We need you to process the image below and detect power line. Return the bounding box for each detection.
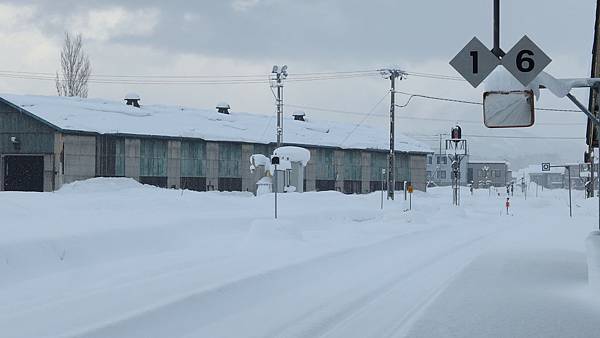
[286,103,584,126]
[339,92,389,146]
[394,90,581,113]
[0,69,381,84]
[0,68,380,78]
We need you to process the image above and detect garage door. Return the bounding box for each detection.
[3,155,44,192]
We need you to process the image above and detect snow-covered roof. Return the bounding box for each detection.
[124,93,140,100]
[216,102,230,109]
[0,93,432,154]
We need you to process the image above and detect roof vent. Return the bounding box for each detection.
[293,111,306,121]
[125,93,141,108]
[216,102,230,114]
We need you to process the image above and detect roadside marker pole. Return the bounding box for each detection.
[568,166,572,218]
[274,165,278,219]
[381,168,385,210]
[271,156,280,219]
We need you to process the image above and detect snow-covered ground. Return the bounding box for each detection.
[0,178,598,338]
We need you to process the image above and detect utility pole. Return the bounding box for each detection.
[271,65,288,148]
[379,68,406,200]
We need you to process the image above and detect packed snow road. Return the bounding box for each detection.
[0,178,598,337]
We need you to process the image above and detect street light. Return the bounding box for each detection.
[271,65,288,148]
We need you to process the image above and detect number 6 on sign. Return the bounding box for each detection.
[502,35,551,86]
[516,50,535,72]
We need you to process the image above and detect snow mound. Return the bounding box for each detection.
[57,177,146,194]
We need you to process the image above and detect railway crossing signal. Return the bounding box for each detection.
[450,35,551,88]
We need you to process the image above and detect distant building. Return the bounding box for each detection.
[0,94,432,193]
[426,153,469,186]
[525,164,564,189]
[468,160,510,188]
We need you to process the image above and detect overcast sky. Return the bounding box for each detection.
[0,0,597,169]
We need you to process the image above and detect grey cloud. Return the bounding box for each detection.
[6,0,595,65]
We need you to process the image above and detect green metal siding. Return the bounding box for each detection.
[314,148,335,180]
[370,152,387,180]
[343,150,362,181]
[218,143,241,178]
[181,140,206,177]
[140,139,167,176]
[253,143,270,156]
[0,104,55,154]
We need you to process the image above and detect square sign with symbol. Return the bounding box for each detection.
[502,35,552,86]
[541,162,551,172]
[450,37,500,88]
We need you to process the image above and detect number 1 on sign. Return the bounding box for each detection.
[470,51,478,74]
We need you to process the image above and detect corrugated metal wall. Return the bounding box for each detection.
[140,139,167,177]
[0,106,54,154]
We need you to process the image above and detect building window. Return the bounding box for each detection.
[139,176,168,188]
[437,170,446,179]
[316,179,335,191]
[493,170,502,178]
[441,157,447,165]
[343,180,362,194]
[428,156,432,164]
[181,177,206,191]
[218,177,242,191]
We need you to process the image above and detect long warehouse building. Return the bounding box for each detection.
[0,94,431,193]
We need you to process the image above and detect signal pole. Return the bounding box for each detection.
[271,65,288,147]
[379,68,406,200]
[586,0,600,197]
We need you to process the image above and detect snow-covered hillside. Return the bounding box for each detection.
[0,178,598,337]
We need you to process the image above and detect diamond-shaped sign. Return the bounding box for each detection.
[450,37,500,88]
[541,162,551,172]
[502,35,551,86]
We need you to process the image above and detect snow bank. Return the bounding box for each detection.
[56,177,146,194]
[586,231,600,291]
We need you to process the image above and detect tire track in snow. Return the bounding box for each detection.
[266,232,495,338]
[63,224,503,338]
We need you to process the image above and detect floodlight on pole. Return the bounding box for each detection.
[270,65,289,148]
